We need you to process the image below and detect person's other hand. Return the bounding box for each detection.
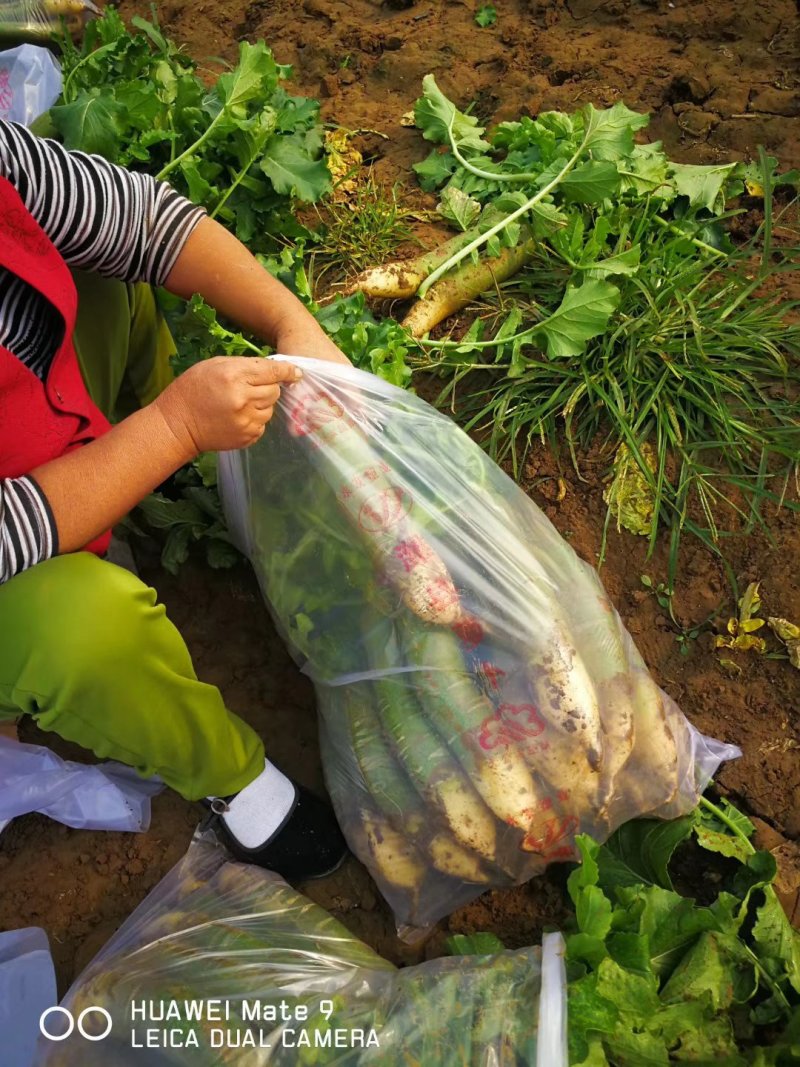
[153,356,302,458]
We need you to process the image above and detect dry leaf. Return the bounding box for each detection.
[768,616,800,670]
[603,440,657,537]
[324,128,364,203]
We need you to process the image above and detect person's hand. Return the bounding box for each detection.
[152,356,302,458]
[275,321,352,367]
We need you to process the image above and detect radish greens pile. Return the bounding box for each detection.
[45,7,329,248]
[390,78,800,573]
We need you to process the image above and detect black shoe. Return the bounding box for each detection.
[207,783,349,881]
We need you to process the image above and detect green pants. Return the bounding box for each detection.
[0,275,265,800]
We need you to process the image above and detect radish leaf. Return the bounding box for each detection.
[50,89,126,159]
[414,74,492,154]
[535,280,620,358]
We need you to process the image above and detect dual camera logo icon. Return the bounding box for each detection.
[39,1006,113,1042]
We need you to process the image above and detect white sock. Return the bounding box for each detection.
[210,759,297,850]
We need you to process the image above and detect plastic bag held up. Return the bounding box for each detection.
[219,358,740,931]
[40,835,567,1065]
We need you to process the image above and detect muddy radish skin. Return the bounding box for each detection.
[615,671,680,812]
[402,624,544,832]
[346,224,536,338]
[402,237,537,338]
[345,687,489,883]
[359,809,428,893]
[344,227,491,300]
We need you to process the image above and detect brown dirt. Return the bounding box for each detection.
[1,0,799,995]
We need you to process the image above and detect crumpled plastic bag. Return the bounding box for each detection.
[39,834,566,1066]
[219,357,741,931]
[0,736,162,833]
[0,44,60,123]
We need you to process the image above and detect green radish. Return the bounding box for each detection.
[284,382,463,627]
[345,687,489,883]
[401,621,542,832]
[373,673,498,862]
[345,208,536,340]
[361,614,498,862]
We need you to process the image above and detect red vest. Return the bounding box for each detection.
[0,175,112,556]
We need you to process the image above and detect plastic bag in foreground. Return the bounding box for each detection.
[39,835,564,1066]
[219,358,740,930]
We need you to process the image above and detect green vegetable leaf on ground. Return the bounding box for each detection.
[536,280,620,358]
[414,73,492,154]
[260,132,331,202]
[566,800,800,1066]
[475,4,497,27]
[438,185,482,230]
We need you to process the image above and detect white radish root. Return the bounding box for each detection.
[402,238,536,338]
[344,227,486,300]
[344,262,427,300]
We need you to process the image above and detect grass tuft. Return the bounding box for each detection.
[311,172,417,282]
[414,191,800,581]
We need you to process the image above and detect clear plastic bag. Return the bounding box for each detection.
[0,736,163,833]
[0,927,57,1067]
[39,834,565,1065]
[0,43,61,123]
[219,358,740,930]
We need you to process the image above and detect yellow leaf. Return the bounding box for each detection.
[768,616,800,671]
[745,178,764,197]
[737,581,761,622]
[740,618,765,633]
[726,617,738,635]
[556,478,567,502]
[602,441,657,537]
[715,635,732,649]
[400,111,416,127]
[718,658,742,676]
[324,128,364,203]
[731,634,766,654]
[768,616,800,643]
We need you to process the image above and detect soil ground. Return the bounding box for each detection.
[1,0,799,995]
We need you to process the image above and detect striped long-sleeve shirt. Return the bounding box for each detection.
[0,119,206,584]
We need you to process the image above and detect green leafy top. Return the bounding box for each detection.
[567,800,800,1066]
[474,5,497,28]
[414,74,492,156]
[45,7,329,250]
